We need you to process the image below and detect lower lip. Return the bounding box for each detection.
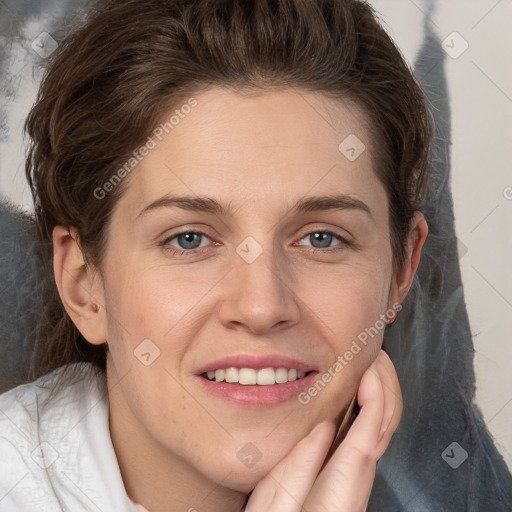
[196,372,319,407]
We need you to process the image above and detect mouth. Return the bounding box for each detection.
[195,354,319,407]
[202,367,311,385]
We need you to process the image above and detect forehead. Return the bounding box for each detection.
[117,87,386,219]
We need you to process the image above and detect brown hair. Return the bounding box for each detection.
[25,0,432,379]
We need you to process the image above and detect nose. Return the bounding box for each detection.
[217,244,301,335]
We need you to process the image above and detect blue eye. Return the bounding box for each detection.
[162,231,211,254]
[297,231,347,250]
[294,229,351,254]
[160,229,348,257]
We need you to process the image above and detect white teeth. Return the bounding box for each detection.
[275,368,288,383]
[257,368,275,385]
[239,368,257,385]
[204,367,308,385]
[287,368,297,381]
[225,367,239,383]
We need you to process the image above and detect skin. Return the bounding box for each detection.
[53,87,427,512]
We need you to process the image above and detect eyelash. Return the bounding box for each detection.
[159,229,350,257]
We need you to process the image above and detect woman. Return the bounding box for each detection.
[0,0,431,510]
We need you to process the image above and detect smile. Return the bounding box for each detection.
[204,367,308,385]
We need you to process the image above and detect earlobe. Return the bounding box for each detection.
[388,211,428,317]
[53,225,107,345]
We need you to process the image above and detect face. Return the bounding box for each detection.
[62,87,416,496]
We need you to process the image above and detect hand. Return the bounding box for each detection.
[245,350,402,512]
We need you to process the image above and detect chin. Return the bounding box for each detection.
[218,464,274,493]
[198,438,296,493]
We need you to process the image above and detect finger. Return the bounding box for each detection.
[303,364,385,511]
[322,394,358,468]
[370,351,403,457]
[245,421,336,512]
[350,350,402,453]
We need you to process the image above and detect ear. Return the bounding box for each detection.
[387,211,428,321]
[53,225,107,345]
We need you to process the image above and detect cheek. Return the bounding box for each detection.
[303,258,391,341]
[101,257,212,350]
[296,259,392,401]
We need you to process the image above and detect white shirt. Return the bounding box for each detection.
[0,362,149,512]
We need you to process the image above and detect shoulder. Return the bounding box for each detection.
[0,362,105,433]
[0,362,139,511]
[0,362,108,510]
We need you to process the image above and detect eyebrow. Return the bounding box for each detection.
[137,194,372,219]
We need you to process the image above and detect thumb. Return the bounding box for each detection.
[245,421,335,512]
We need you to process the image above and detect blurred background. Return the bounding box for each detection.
[0,0,511,472]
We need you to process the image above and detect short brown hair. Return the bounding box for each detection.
[25,0,432,378]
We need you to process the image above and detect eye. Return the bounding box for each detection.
[159,229,349,257]
[161,231,212,254]
[296,230,348,250]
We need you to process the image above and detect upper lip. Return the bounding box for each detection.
[196,354,317,375]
